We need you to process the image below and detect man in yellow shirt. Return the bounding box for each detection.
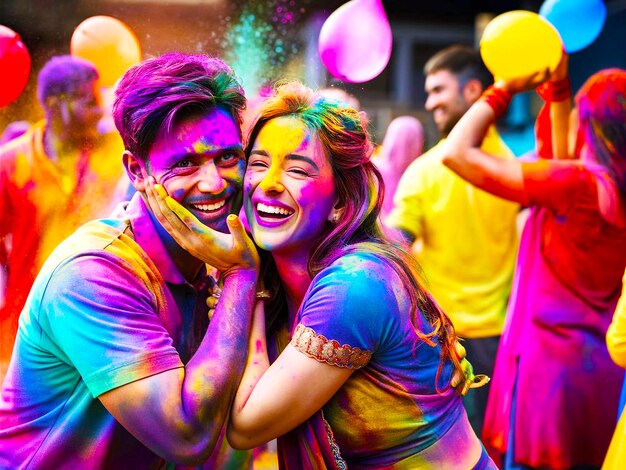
[0,56,126,384]
[386,45,520,437]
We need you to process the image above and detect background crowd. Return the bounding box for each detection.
[1,1,626,469]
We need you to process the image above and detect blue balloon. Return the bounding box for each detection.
[539,0,606,53]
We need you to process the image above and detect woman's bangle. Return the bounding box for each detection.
[256,290,271,300]
[537,77,571,102]
[480,85,512,120]
[209,288,270,300]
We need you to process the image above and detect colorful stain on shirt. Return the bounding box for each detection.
[0,193,250,469]
[279,251,483,467]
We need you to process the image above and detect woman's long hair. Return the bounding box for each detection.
[245,81,463,388]
[576,68,626,200]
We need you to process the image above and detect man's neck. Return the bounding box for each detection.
[149,210,204,283]
[44,122,95,163]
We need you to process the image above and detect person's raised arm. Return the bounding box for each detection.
[441,94,527,203]
[442,71,549,204]
[549,54,573,160]
[536,53,573,160]
[98,182,260,464]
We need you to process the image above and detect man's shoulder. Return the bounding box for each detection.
[67,218,129,247]
[42,218,140,274]
[413,140,446,163]
[0,123,47,178]
[0,127,34,163]
[30,217,166,315]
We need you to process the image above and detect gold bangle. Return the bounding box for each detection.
[256,290,271,300]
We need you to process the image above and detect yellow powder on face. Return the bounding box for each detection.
[192,140,212,155]
[257,117,306,157]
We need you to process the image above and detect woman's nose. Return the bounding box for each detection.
[258,167,285,193]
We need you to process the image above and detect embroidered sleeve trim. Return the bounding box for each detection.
[291,323,372,369]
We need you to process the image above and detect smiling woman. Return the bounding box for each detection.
[244,115,336,256]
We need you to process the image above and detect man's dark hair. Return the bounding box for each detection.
[113,52,246,160]
[424,45,493,90]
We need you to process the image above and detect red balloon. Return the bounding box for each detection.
[0,25,31,107]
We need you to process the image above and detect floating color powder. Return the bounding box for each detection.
[222,0,309,96]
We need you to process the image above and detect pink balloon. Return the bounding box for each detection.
[318,0,392,83]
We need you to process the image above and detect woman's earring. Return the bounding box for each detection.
[332,211,340,223]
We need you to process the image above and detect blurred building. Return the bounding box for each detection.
[2,0,625,153]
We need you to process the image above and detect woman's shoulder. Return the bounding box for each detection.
[300,250,409,351]
[309,250,407,310]
[324,250,399,282]
[523,159,598,212]
[546,160,626,226]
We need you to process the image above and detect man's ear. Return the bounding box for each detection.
[463,79,484,104]
[123,151,148,191]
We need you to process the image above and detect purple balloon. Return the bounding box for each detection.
[318,0,392,83]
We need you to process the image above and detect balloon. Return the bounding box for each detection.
[480,11,562,81]
[71,16,141,87]
[318,0,392,83]
[540,0,606,53]
[0,25,31,107]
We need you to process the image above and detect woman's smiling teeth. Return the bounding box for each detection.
[257,202,294,218]
[191,200,226,212]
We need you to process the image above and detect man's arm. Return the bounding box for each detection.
[45,214,258,465]
[99,267,257,464]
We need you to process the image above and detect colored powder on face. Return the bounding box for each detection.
[192,140,215,155]
[257,118,306,157]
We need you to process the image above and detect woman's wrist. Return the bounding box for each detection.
[537,76,571,102]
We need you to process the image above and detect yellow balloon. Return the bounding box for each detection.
[71,16,141,88]
[480,10,563,81]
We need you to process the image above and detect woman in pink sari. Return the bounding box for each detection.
[442,65,626,468]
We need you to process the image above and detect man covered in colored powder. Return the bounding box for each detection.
[0,56,127,383]
[0,53,259,468]
[386,45,520,437]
